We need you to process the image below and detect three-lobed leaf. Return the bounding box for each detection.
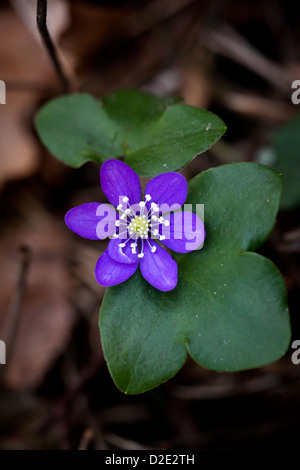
[100,163,291,394]
[35,90,226,177]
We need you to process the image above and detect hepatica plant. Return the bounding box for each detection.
[36,89,291,394]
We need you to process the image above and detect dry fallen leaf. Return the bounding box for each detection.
[0,197,76,390]
[0,2,71,188]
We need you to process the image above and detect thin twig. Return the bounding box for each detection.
[78,428,95,451]
[0,246,31,379]
[104,433,153,451]
[37,355,103,432]
[171,365,300,400]
[36,0,70,93]
[204,24,291,96]
[220,91,296,121]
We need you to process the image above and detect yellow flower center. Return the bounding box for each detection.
[128,215,149,239]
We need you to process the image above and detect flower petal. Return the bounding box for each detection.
[108,237,139,265]
[145,172,187,210]
[95,250,138,287]
[140,240,178,291]
[100,160,141,207]
[65,203,116,240]
[160,211,205,253]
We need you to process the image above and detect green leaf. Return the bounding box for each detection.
[271,113,300,209]
[256,113,300,209]
[99,163,291,394]
[35,90,226,177]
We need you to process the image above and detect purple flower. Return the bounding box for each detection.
[65,160,205,292]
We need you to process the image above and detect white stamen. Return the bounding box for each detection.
[151,246,157,253]
[153,229,159,236]
[160,235,166,240]
[151,202,159,212]
[164,220,170,226]
[115,200,156,256]
[159,216,164,223]
[113,233,119,238]
[115,220,120,227]
[117,204,123,211]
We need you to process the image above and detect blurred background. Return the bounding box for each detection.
[0,0,300,450]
